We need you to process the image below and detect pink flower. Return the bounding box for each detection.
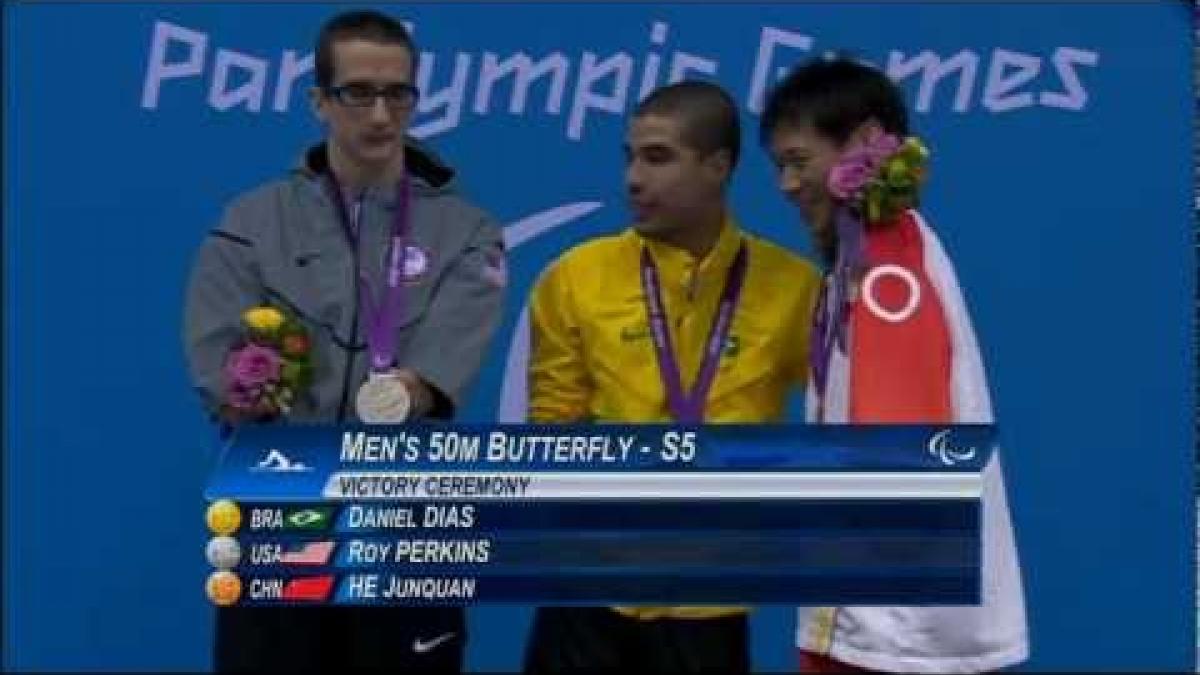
[827,130,903,201]
[861,130,901,165]
[225,343,281,389]
[226,383,262,410]
[828,154,873,200]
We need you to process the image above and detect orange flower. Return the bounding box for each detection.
[282,334,310,357]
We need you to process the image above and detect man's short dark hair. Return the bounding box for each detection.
[635,81,742,172]
[759,57,909,147]
[315,10,418,89]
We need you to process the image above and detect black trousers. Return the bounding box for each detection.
[214,606,465,672]
[523,607,749,674]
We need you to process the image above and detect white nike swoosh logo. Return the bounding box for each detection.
[412,631,457,653]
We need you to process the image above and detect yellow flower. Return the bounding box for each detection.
[243,306,285,332]
[902,136,930,161]
[885,156,911,184]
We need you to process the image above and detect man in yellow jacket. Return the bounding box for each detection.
[522,81,822,672]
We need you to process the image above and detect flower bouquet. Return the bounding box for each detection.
[828,130,929,225]
[223,305,313,417]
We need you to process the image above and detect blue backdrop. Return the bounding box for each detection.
[3,2,1194,671]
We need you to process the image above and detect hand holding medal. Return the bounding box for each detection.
[355,367,434,424]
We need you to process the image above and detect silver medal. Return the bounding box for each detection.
[355,372,412,424]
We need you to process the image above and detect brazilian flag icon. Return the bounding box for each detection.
[283,506,335,531]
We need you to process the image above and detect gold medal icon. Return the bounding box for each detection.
[206,570,242,606]
[206,500,242,536]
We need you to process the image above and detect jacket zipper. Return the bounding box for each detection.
[336,195,364,422]
[336,288,359,423]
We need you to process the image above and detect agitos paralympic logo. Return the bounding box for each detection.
[926,429,978,467]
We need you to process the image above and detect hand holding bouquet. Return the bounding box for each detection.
[222,305,313,421]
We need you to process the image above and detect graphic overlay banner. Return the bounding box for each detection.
[204,425,989,606]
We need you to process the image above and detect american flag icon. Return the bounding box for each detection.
[280,540,335,566]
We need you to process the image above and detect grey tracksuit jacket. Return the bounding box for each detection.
[183,139,506,423]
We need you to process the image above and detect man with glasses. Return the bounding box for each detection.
[183,9,505,673]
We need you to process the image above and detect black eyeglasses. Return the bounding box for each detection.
[325,82,420,109]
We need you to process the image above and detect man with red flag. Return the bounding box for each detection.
[760,57,1029,674]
